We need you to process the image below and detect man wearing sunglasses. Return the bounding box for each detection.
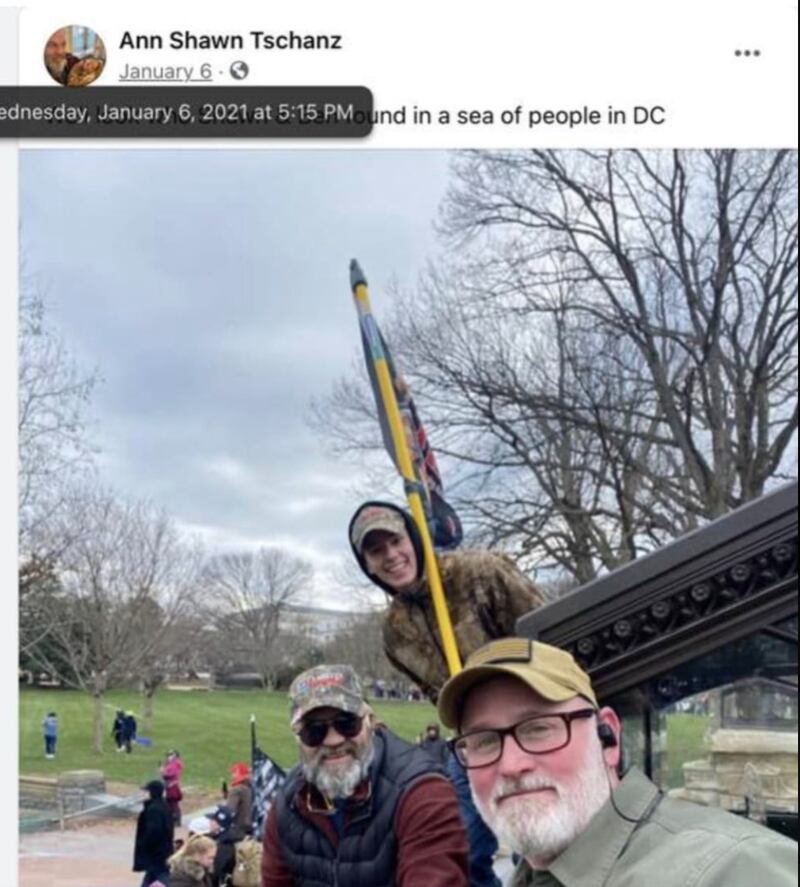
[438,638,797,887]
[261,663,469,887]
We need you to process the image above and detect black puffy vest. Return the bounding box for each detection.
[275,728,445,887]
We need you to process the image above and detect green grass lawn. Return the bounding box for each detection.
[19,687,444,790]
[21,688,714,794]
[664,712,713,788]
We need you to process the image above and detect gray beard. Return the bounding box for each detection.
[471,745,611,867]
[303,743,375,800]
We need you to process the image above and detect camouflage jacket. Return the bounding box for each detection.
[383,550,543,702]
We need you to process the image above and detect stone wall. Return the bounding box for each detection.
[670,728,798,815]
[19,770,106,817]
[19,776,58,811]
[57,770,106,816]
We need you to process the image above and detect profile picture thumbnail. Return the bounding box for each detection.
[43,25,106,87]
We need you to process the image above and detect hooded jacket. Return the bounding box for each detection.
[349,501,544,701]
[169,854,215,887]
[133,784,174,872]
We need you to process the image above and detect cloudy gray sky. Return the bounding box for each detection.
[20,149,452,608]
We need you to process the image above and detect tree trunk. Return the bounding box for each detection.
[142,687,154,733]
[92,691,104,754]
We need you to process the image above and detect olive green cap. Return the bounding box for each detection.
[437,637,597,728]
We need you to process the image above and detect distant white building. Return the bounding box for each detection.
[280,604,361,644]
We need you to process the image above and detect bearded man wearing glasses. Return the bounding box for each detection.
[261,664,469,887]
[438,638,797,887]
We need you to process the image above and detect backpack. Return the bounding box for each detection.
[231,837,262,887]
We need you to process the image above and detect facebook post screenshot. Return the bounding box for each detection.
[3,2,798,885]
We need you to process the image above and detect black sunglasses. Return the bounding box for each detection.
[298,712,364,747]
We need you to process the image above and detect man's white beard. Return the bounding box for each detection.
[471,737,611,867]
[303,741,375,800]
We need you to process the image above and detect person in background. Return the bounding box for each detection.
[438,637,799,887]
[133,780,174,887]
[42,711,58,759]
[204,804,245,887]
[225,761,254,834]
[112,709,127,752]
[186,816,212,837]
[420,723,450,767]
[122,710,138,753]
[349,500,545,887]
[261,663,468,887]
[161,749,185,826]
[167,834,217,887]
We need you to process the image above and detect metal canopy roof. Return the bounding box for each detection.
[517,482,798,702]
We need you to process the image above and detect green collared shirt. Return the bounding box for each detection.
[510,767,797,887]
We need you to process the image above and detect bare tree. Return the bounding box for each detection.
[134,599,206,731]
[19,554,62,660]
[322,610,401,686]
[441,149,797,515]
[18,286,98,557]
[163,612,219,681]
[24,487,198,752]
[200,547,313,688]
[313,150,797,583]
[314,276,684,582]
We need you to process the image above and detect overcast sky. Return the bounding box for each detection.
[20,149,453,609]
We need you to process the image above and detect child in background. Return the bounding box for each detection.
[42,712,58,759]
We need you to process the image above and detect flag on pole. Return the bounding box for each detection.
[251,745,285,839]
[250,716,286,840]
[351,258,462,677]
[358,297,462,550]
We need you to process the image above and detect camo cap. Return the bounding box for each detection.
[350,503,407,554]
[437,637,597,729]
[289,664,368,726]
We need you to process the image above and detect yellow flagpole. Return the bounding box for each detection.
[350,260,462,677]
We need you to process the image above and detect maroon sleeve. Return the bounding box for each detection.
[261,804,296,887]
[395,776,469,887]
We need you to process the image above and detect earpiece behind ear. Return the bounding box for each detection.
[597,722,618,749]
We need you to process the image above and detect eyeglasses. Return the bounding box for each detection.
[297,713,364,748]
[450,709,596,768]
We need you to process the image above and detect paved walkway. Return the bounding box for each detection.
[19,811,516,886]
[19,803,213,887]
[19,819,138,887]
